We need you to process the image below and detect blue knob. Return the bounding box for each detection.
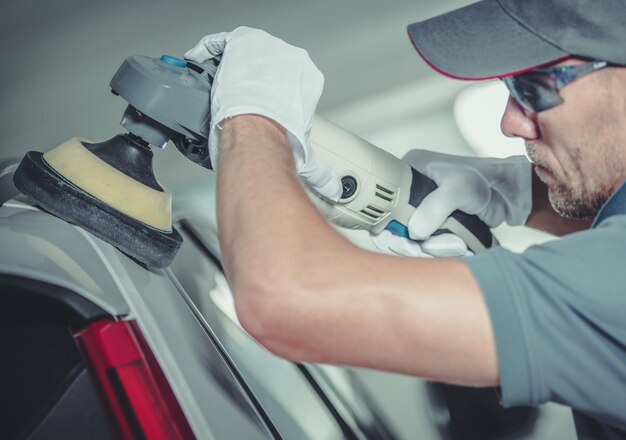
[160,55,187,67]
[386,220,410,239]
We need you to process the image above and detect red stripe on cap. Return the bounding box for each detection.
[406,28,571,80]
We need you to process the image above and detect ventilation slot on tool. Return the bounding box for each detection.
[375,184,395,202]
[360,205,386,220]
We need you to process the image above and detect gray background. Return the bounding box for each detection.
[0,0,468,160]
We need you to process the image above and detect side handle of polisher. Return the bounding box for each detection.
[398,167,497,253]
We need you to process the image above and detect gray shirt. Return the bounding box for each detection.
[465,180,626,439]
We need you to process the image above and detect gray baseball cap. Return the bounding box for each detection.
[407,0,626,79]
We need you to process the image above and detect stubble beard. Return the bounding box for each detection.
[526,142,612,220]
[547,179,608,220]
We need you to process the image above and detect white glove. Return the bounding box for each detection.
[403,150,532,240]
[371,230,473,258]
[185,26,343,201]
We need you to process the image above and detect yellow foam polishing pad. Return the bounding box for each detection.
[42,138,172,232]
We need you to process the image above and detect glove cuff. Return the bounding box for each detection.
[502,156,533,226]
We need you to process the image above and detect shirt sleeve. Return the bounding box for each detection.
[464,216,626,429]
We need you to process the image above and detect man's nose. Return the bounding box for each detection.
[500,96,539,140]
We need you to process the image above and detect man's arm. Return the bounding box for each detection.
[217,115,498,387]
[526,172,592,235]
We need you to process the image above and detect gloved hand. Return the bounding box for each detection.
[368,150,531,258]
[403,149,532,240]
[371,229,473,258]
[185,26,343,201]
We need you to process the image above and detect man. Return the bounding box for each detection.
[184,0,626,437]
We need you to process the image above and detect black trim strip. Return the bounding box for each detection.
[170,224,282,440]
[296,364,359,440]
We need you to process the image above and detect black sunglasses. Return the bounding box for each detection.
[502,60,609,113]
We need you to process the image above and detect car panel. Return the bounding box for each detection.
[0,195,130,317]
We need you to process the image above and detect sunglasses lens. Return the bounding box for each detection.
[504,73,563,112]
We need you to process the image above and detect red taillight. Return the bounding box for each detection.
[76,319,195,440]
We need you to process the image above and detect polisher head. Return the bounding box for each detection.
[12,54,218,268]
[13,135,182,269]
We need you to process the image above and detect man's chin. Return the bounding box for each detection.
[548,187,605,220]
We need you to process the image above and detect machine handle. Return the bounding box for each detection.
[404,167,495,253]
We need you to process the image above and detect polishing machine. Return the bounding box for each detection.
[13,54,495,268]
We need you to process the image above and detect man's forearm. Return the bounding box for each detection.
[215,115,498,386]
[215,115,356,316]
[526,171,592,235]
